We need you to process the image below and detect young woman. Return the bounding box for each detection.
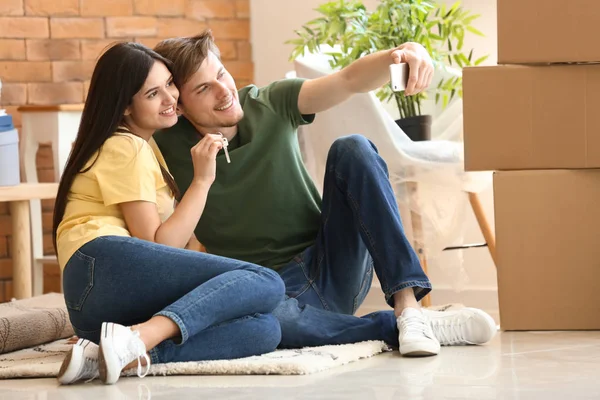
[53,42,285,385]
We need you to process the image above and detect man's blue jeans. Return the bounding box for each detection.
[63,236,285,364]
[275,135,432,348]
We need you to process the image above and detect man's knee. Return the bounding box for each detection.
[329,135,379,166]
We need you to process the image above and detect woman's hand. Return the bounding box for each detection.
[191,133,224,185]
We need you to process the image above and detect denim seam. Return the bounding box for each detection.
[384,280,432,304]
[298,250,331,311]
[154,310,189,344]
[65,251,96,312]
[149,347,161,364]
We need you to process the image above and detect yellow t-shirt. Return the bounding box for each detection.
[56,132,175,269]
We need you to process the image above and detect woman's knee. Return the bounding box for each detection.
[247,264,286,309]
[250,313,282,353]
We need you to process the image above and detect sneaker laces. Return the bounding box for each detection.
[430,319,467,345]
[400,313,432,337]
[123,331,151,378]
[128,331,150,378]
[80,355,99,383]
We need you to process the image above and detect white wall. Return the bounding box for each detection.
[250,0,500,320]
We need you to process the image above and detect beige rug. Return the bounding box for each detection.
[0,338,389,378]
[0,293,74,355]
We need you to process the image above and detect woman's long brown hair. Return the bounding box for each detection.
[52,42,180,252]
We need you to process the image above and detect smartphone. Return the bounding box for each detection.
[389,63,409,92]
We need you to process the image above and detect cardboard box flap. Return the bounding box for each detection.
[463,65,600,171]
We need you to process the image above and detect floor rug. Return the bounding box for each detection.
[0,338,390,379]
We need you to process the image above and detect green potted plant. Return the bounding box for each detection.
[287,0,488,141]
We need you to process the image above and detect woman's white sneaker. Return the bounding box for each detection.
[424,307,497,346]
[397,308,440,356]
[57,338,99,385]
[98,322,151,385]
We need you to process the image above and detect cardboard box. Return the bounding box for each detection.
[498,0,600,64]
[463,64,600,171]
[494,170,600,330]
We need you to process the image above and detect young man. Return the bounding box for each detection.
[152,30,496,356]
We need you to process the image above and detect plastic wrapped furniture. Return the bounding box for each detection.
[292,50,494,305]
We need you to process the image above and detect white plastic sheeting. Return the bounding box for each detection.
[292,49,492,290]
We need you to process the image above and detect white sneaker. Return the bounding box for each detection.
[424,307,497,346]
[98,322,151,385]
[57,338,99,385]
[397,308,440,356]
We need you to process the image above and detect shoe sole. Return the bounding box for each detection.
[400,341,440,357]
[57,343,83,384]
[99,322,120,385]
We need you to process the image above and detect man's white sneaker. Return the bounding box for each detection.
[57,338,99,385]
[397,308,440,356]
[424,307,497,346]
[98,322,151,385]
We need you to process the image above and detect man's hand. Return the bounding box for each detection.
[391,43,434,96]
[297,42,435,115]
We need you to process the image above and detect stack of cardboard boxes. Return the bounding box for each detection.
[463,0,600,330]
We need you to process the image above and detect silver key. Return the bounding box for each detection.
[222,137,231,164]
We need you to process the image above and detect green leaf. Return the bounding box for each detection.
[474,55,489,65]
[466,26,485,36]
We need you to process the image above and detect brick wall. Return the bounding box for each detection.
[0,0,253,302]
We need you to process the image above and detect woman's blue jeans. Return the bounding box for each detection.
[62,235,285,364]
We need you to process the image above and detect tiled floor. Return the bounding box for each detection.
[1,331,599,399]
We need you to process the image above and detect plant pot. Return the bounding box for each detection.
[396,115,432,142]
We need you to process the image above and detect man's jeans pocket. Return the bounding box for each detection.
[63,250,95,312]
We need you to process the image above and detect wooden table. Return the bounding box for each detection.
[0,183,59,299]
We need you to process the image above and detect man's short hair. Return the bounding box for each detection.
[154,30,221,89]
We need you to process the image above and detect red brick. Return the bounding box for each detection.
[51,18,104,39]
[5,280,13,300]
[1,83,27,105]
[223,60,253,80]
[214,40,236,60]
[42,198,55,212]
[0,259,11,279]
[106,17,157,38]
[83,80,91,100]
[0,61,51,82]
[52,60,95,81]
[235,79,252,88]
[43,233,55,254]
[44,261,60,278]
[43,266,60,294]
[134,0,185,16]
[235,0,249,18]
[81,0,132,17]
[0,0,24,16]
[0,238,7,258]
[0,216,11,237]
[36,144,54,169]
[236,40,251,61]
[0,39,26,60]
[208,19,249,40]
[0,17,49,38]
[25,0,78,16]
[187,0,234,20]
[5,106,22,127]
[28,82,83,105]
[37,168,56,183]
[42,211,53,233]
[157,18,207,37]
[26,39,80,61]
[81,39,123,60]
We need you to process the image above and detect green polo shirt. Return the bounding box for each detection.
[154,78,322,269]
